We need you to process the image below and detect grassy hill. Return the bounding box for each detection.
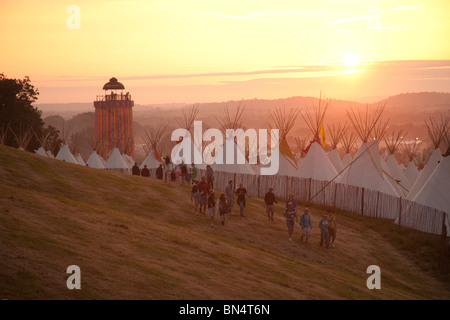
[0,145,449,299]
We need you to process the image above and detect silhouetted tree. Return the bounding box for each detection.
[0,73,44,151]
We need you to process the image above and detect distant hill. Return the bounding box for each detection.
[0,145,449,299]
[37,92,450,161]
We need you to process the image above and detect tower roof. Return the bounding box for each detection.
[103,77,125,90]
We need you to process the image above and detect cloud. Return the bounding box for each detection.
[196,10,323,20]
[388,6,424,12]
[328,15,371,25]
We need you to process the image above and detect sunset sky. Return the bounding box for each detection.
[1,0,449,105]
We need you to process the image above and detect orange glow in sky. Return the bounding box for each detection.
[1,0,449,104]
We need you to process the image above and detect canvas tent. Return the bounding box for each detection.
[407,148,443,200]
[86,150,105,169]
[337,141,400,196]
[35,146,50,158]
[140,148,164,169]
[105,147,130,173]
[403,161,419,190]
[411,155,450,214]
[328,148,344,173]
[297,141,338,181]
[211,136,255,175]
[55,144,79,164]
[275,139,300,177]
[75,154,86,166]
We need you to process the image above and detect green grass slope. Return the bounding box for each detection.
[0,145,449,299]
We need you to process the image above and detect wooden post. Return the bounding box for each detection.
[257,175,260,198]
[440,212,447,271]
[308,178,312,202]
[376,191,380,219]
[334,182,337,209]
[361,187,365,216]
[398,197,402,227]
[286,176,289,200]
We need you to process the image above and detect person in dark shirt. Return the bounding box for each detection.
[132,162,140,176]
[141,165,150,178]
[284,202,298,241]
[155,164,164,180]
[235,183,251,217]
[207,190,216,227]
[264,187,277,221]
[197,176,210,215]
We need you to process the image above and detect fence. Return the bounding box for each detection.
[194,170,449,237]
[130,167,448,237]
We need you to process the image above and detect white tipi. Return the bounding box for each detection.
[411,155,450,235]
[86,150,105,169]
[105,147,130,173]
[55,144,79,164]
[407,148,443,200]
[75,154,86,166]
[403,161,419,190]
[297,141,338,181]
[211,136,256,175]
[140,148,163,169]
[337,141,399,196]
[35,146,50,158]
[328,148,344,173]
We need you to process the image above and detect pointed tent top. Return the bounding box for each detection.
[55,144,79,164]
[86,151,105,169]
[103,77,125,90]
[297,141,338,181]
[105,147,129,169]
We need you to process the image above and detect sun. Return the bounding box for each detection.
[342,54,360,67]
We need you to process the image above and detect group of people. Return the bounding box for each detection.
[132,163,150,177]
[161,157,198,186]
[133,159,338,247]
[270,192,338,247]
[132,156,202,185]
[190,178,252,227]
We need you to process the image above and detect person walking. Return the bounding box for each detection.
[328,210,337,247]
[207,190,216,227]
[191,164,198,183]
[164,156,172,182]
[185,163,192,185]
[218,194,229,226]
[175,162,182,183]
[197,176,210,215]
[141,164,150,178]
[235,183,251,217]
[206,165,214,189]
[224,180,235,215]
[285,193,297,211]
[300,208,312,243]
[180,161,188,186]
[319,213,330,249]
[155,164,163,179]
[284,202,298,241]
[190,180,201,214]
[264,187,277,221]
[170,168,176,182]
